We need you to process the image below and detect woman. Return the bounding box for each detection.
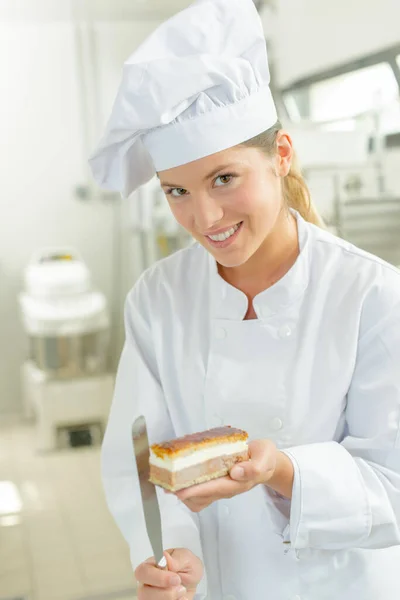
[89,1,400,599]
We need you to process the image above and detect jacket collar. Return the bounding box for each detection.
[209,210,312,321]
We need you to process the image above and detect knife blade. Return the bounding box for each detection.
[132,415,167,569]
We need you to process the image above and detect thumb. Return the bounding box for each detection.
[230,440,276,483]
[164,550,181,573]
[229,461,254,482]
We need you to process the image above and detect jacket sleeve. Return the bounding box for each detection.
[101,276,206,596]
[282,301,400,551]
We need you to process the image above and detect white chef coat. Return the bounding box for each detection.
[101,211,400,600]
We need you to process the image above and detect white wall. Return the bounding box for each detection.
[1,22,95,416]
[267,0,400,86]
[0,15,158,417]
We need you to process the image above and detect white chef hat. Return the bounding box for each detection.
[89,0,277,198]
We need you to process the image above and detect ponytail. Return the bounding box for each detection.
[282,149,324,227]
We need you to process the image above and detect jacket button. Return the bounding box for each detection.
[278,324,292,338]
[215,327,227,339]
[271,417,283,431]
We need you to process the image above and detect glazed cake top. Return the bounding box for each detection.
[151,426,248,459]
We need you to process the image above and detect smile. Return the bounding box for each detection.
[205,222,243,249]
[207,223,241,242]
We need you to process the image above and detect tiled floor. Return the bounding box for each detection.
[0,422,137,600]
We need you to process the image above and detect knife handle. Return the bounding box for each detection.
[157,555,168,570]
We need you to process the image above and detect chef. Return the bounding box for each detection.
[89,0,400,599]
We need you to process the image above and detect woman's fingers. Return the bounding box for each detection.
[135,559,181,588]
[137,583,187,600]
[230,440,277,484]
[176,476,247,502]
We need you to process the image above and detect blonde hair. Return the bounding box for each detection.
[241,122,324,227]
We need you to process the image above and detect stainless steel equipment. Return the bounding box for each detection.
[28,329,109,379]
[19,248,111,380]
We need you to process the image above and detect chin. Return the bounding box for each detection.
[212,249,252,269]
[195,233,257,268]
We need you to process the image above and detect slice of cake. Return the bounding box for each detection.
[149,426,249,491]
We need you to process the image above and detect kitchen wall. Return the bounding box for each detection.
[0,4,160,417]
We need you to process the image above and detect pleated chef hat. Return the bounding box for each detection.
[89,0,277,198]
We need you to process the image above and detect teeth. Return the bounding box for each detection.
[209,223,240,242]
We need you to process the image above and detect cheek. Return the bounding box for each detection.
[231,178,280,216]
[168,203,193,230]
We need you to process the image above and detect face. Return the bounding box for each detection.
[158,133,293,268]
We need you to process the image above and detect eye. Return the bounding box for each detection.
[215,174,234,187]
[166,187,188,198]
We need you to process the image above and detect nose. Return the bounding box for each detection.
[193,192,224,232]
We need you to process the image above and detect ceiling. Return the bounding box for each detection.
[0,0,192,23]
[0,0,271,23]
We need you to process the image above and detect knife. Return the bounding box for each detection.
[132,415,167,570]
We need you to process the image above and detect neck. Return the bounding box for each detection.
[218,209,299,299]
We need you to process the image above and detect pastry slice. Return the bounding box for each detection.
[149,426,249,491]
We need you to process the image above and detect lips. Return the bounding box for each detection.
[207,223,241,242]
[205,221,243,249]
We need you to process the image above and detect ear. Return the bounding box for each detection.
[275,131,293,177]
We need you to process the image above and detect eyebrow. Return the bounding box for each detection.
[159,163,238,188]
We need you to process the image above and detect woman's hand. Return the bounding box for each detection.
[172,440,294,513]
[135,548,203,600]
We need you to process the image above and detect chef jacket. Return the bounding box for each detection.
[101,211,400,600]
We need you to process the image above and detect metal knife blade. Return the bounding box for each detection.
[132,415,167,569]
